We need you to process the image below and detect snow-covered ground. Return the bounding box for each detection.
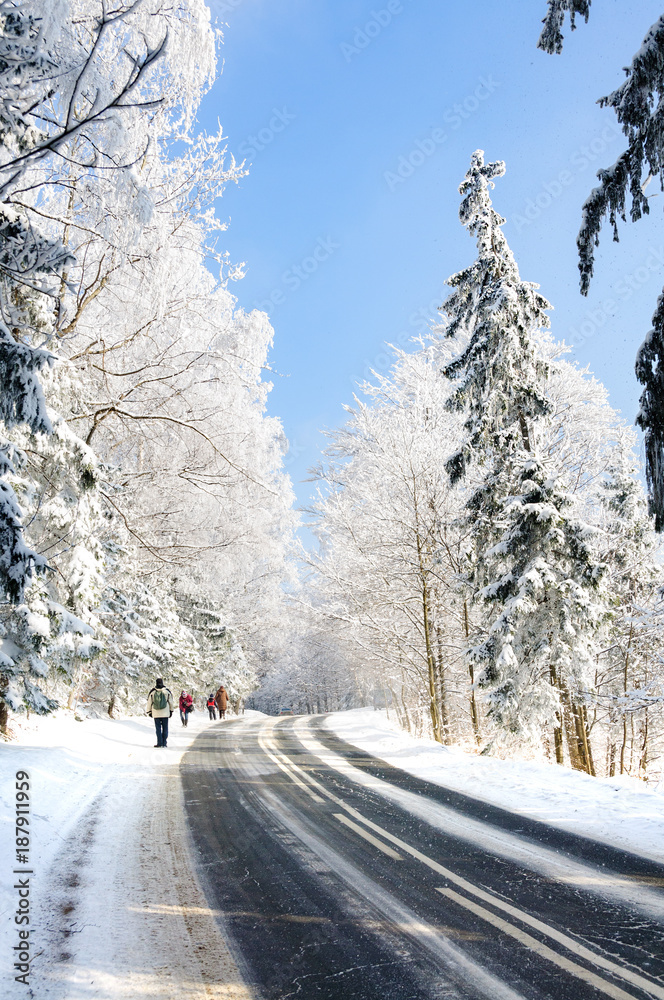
[324,708,664,865]
[0,709,255,999]
[3,706,664,1000]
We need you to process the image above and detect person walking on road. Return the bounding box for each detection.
[206,693,217,720]
[179,690,194,726]
[147,678,174,748]
[215,685,229,719]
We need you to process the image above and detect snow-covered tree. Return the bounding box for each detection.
[441,151,608,770]
[538,5,664,530]
[595,437,664,778]
[537,0,591,55]
[305,195,660,771]
[0,1,298,733]
[0,0,222,604]
[443,152,552,484]
[0,356,108,727]
[307,343,478,744]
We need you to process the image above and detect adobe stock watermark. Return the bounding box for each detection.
[340,1,405,62]
[13,769,32,987]
[567,246,664,347]
[237,107,296,161]
[361,289,449,379]
[384,76,500,192]
[513,122,622,232]
[209,0,246,16]
[255,236,340,313]
[284,438,307,468]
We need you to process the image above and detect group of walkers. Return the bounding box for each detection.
[146,679,230,748]
[207,685,229,720]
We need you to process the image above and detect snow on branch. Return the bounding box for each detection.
[537,0,591,55]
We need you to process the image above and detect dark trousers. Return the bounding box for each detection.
[208,706,216,720]
[154,716,169,746]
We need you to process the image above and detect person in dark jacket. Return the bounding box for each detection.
[206,694,217,720]
[179,690,194,726]
[215,685,229,719]
[146,678,174,747]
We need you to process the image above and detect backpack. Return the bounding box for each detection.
[153,688,168,711]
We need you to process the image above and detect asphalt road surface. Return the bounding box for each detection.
[181,715,664,1000]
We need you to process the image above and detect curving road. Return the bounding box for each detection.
[181,715,664,1000]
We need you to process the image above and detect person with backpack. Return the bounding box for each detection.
[206,694,217,720]
[215,685,229,719]
[179,690,194,726]
[146,678,174,748]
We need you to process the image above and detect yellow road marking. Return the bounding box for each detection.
[438,888,638,1000]
[257,732,325,803]
[333,812,403,859]
[258,721,664,1000]
[290,724,664,996]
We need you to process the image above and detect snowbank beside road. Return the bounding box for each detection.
[1,710,256,999]
[324,708,664,864]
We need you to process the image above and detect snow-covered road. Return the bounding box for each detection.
[0,711,253,999]
[3,708,664,999]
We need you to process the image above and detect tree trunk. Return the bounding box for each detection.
[425,646,441,742]
[549,662,565,765]
[412,483,442,743]
[561,692,595,775]
[619,715,629,775]
[464,599,482,745]
[552,671,594,774]
[619,621,634,774]
[0,692,8,737]
[436,625,449,743]
[575,702,596,776]
[608,736,616,777]
[518,407,532,453]
[400,682,412,733]
[639,660,650,779]
[639,710,649,779]
[561,692,584,770]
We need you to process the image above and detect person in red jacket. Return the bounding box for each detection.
[179,690,194,726]
[206,693,217,720]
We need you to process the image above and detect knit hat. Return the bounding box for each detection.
[155,678,164,688]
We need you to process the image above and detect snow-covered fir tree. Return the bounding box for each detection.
[305,309,663,773]
[441,151,608,770]
[0,396,106,724]
[538,5,664,530]
[443,151,552,487]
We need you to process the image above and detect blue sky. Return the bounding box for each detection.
[200,0,664,518]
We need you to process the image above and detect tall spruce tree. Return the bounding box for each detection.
[442,151,607,768]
